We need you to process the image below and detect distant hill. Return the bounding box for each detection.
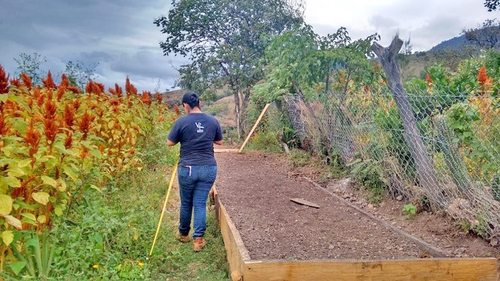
[429,35,469,52]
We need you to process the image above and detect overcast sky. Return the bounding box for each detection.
[0,0,495,93]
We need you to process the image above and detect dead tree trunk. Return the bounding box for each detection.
[282,95,312,151]
[372,36,446,208]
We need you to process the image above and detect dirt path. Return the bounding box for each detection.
[215,151,500,263]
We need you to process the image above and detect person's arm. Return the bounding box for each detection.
[214,119,223,146]
[167,119,181,146]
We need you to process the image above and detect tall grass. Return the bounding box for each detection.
[42,165,229,280]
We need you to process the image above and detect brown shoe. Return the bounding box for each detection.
[193,237,206,252]
[177,233,190,243]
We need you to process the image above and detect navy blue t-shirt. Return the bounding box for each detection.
[168,113,223,166]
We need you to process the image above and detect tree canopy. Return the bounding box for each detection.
[463,19,500,49]
[155,0,305,137]
[485,0,500,11]
[154,0,304,91]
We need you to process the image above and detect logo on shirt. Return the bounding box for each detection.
[195,122,204,133]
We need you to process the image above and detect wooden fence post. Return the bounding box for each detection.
[371,36,446,207]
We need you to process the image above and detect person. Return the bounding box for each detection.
[167,91,223,251]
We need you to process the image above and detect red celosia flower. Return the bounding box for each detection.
[57,74,69,101]
[80,145,89,160]
[24,121,41,157]
[478,65,487,85]
[85,80,95,95]
[125,77,137,96]
[46,89,53,101]
[42,71,57,90]
[0,66,9,94]
[109,83,123,97]
[109,99,120,106]
[98,145,105,153]
[56,86,66,101]
[43,118,58,144]
[141,91,152,105]
[73,99,81,110]
[95,83,105,94]
[21,73,32,91]
[0,113,9,135]
[9,78,21,88]
[64,132,72,149]
[44,99,57,120]
[67,86,80,94]
[59,74,69,88]
[174,103,181,116]
[33,87,41,100]
[79,111,94,140]
[425,73,432,84]
[64,104,74,128]
[155,92,163,104]
[36,93,45,107]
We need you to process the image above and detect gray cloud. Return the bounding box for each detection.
[0,0,178,92]
[369,15,399,30]
[306,0,494,51]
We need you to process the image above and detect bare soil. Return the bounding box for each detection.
[214,151,500,264]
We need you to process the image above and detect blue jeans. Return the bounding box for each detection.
[177,165,217,238]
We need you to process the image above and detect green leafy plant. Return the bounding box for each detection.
[402,204,417,219]
[347,154,387,205]
[2,231,55,280]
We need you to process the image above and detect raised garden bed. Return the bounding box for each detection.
[214,151,497,281]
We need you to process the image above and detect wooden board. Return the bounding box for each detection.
[214,186,250,281]
[215,148,239,153]
[243,259,498,281]
[290,198,320,208]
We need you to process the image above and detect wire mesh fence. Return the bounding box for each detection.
[284,84,500,239]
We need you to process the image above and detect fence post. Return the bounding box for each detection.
[371,36,446,207]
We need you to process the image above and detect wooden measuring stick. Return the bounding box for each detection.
[238,103,270,153]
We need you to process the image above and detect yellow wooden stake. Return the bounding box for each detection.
[149,162,178,256]
[239,103,270,153]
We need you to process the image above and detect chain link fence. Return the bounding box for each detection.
[282,84,500,239]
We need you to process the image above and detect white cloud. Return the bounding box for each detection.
[304,0,495,50]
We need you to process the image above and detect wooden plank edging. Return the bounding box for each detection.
[213,186,250,281]
[243,259,498,281]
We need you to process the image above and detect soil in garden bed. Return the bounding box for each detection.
[214,151,500,262]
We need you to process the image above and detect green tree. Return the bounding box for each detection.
[65,61,99,91]
[462,19,500,49]
[14,52,46,86]
[254,25,380,157]
[154,0,304,139]
[485,0,500,11]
